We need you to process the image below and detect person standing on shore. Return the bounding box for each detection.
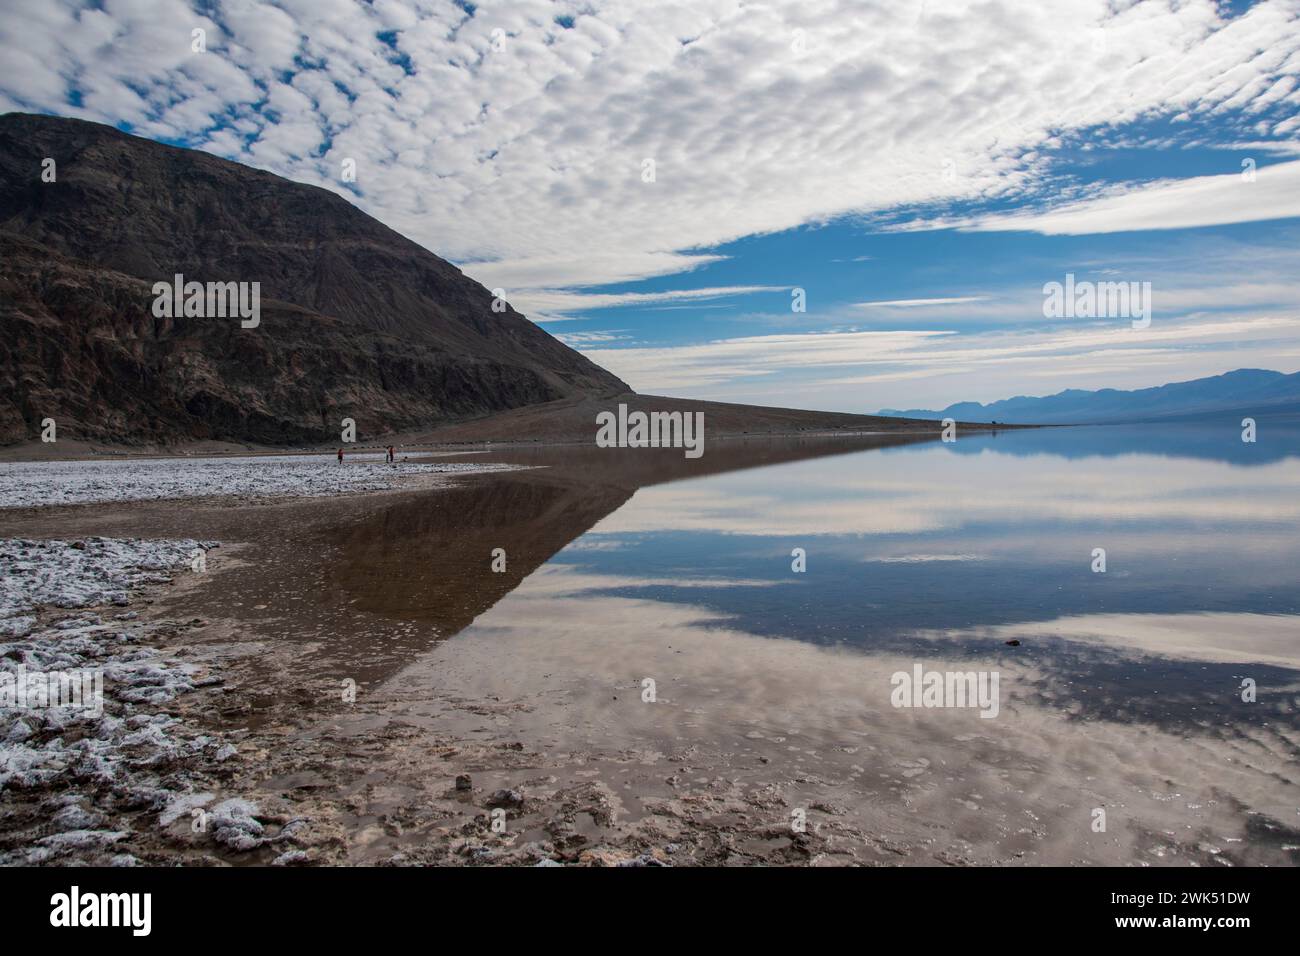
[337,448,343,464]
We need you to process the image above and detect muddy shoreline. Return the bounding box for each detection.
[0,469,843,866]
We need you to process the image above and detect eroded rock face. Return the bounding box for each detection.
[0,113,628,446]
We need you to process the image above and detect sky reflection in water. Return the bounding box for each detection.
[526,424,1300,732]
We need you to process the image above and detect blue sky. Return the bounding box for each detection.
[3,0,1299,412]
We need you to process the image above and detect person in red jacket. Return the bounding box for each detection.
[337,448,343,464]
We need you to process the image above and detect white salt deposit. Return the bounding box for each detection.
[208,797,266,851]
[0,454,520,509]
[0,537,236,864]
[1,537,216,626]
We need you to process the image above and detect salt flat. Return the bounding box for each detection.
[0,537,215,631]
[0,454,521,509]
[0,535,233,865]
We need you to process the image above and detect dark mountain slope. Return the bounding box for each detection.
[0,112,627,445]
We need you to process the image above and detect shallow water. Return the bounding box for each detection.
[355,423,1300,863]
[544,424,1300,665]
[352,423,1300,674]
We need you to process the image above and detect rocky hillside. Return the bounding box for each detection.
[0,113,627,446]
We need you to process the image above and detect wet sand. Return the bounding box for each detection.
[3,435,1297,866]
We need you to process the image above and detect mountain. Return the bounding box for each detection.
[0,113,627,446]
[879,369,1300,425]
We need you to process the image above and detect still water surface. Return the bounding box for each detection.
[393,424,1300,863]
[184,423,1299,864]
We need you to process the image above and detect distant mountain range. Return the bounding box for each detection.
[880,369,1300,425]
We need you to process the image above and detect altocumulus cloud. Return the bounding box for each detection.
[3,0,1299,296]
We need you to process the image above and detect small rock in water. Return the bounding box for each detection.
[455,774,473,791]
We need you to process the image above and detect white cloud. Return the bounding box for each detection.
[581,312,1300,408]
[855,296,990,309]
[582,328,958,390]
[553,329,631,345]
[961,160,1300,235]
[3,0,1298,295]
[510,285,786,316]
[462,252,729,292]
